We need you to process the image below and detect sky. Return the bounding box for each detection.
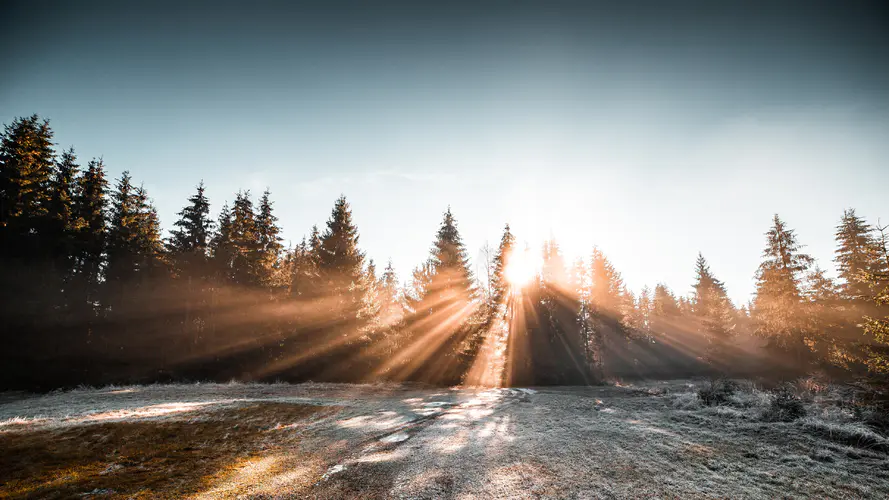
[2,0,888,305]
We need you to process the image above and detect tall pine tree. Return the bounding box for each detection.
[752,215,814,359]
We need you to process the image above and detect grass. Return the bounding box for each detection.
[2,380,888,498]
[0,402,329,499]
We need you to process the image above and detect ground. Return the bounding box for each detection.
[1,380,888,499]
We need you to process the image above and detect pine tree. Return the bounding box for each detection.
[317,196,368,327]
[518,238,590,384]
[105,173,164,305]
[167,181,213,279]
[588,247,623,315]
[210,202,236,283]
[691,253,735,359]
[653,284,680,317]
[167,182,214,348]
[0,115,56,326]
[230,191,260,286]
[638,286,653,338]
[542,238,567,286]
[46,148,80,294]
[255,189,284,288]
[752,214,814,357]
[70,159,108,315]
[835,209,878,301]
[378,259,402,327]
[402,208,477,383]
[0,115,55,252]
[862,223,889,373]
[489,224,516,312]
[362,259,382,324]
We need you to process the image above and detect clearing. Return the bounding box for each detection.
[1,380,888,498]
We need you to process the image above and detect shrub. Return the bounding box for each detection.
[800,418,889,452]
[670,392,702,410]
[698,379,738,407]
[762,386,807,422]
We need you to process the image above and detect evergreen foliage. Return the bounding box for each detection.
[2,113,888,389]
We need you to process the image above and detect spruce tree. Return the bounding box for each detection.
[256,189,284,288]
[47,148,80,292]
[70,159,108,315]
[167,182,214,348]
[0,115,55,253]
[691,253,735,359]
[638,286,653,338]
[230,191,259,286]
[521,238,590,384]
[402,208,477,383]
[210,202,235,283]
[489,224,516,312]
[317,196,367,327]
[752,214,814,357]
[105,173,164,303]
[167,181,213,280]
[588,247,623,315]
[835,209,878,301]
[378,259,402,327]
[862,223,889,373]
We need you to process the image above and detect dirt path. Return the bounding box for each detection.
[2,382,888,498]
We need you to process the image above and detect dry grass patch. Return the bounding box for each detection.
[0,402,331,499]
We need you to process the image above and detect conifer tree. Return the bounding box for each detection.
[378,259,402,327]
[862,223,889,373]
[105,175,164,296]
[638,286,653,338]
[588,247,623,315]
[0,115,56,323]
[210,202,236,283]
[317,196,368,327]
[167,181,213,279]
[256,189,284,288]
[167,182,214,347]
[47,148,80,294]
[752,215,814,357]
[230,191,260,286]
[835,209,878,301]
[489,224,516,312]
[70,159,108,314]
[691,253,735,359]
[0,115,55,252]
[652,284,680,317]
[402,208,477,382]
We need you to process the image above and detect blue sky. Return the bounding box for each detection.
[3,1,888,304]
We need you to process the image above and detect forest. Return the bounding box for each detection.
[1,114,888,391]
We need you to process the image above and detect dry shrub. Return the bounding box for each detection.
[800,418,889,453]
[762,385,807,422]
[697,379,738,407]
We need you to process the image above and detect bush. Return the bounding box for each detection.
[800,418,889,452]
[671,392,702,410]
[698,379,738,406]
[762,386,807,422]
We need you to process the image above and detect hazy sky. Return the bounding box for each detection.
[3,0,888,305]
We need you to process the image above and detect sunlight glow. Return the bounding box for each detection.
[504,248,536,288]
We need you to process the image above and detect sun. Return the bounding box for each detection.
[504,247,536,288]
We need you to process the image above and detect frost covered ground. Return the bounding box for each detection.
[2,380,888,498]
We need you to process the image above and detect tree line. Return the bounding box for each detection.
[1,114,887,389]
